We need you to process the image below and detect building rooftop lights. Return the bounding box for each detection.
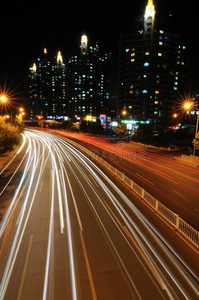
[145,0,155,19]
[30,62,37,73]
[57,51,63,65]
[81,34,88,53]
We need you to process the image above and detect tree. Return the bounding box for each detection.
[70,123,79,131]
[79,120,104,134]
[134,124,153,143]
[0,117,21,153]
[15,115,24,127]
[114,123,127,137]
[192,133,199,150]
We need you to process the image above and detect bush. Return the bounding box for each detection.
[0,117,21,153]
[80,120,104,134]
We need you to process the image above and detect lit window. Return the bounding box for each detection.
[142,90,148,94]
[159,42,163,45]
[131,53,135,56]
[145,52,150,55]
[158,53,162,56]
[131,59,135,62]
[125,49,130,52]
[159,30,164,34]
[155,91,159,94]
[144,62,149,67]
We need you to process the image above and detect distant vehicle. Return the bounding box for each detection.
[165,145,180,152]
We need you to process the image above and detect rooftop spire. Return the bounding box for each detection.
[145,0,155,19]
[81,34,88,53]
[30,63,37,73]
[57,51,63,65]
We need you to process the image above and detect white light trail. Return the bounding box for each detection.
[0,131,46,298]
[55,134,199,299]
[0,129,197,300]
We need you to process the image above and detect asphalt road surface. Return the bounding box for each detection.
[0,129,198,299]
[50,130,199,231]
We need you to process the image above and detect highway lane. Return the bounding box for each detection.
[51,131,199,231]
[0,129,198,299]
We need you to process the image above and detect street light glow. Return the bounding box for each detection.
[0,96,7,103]
[184,102,193,110]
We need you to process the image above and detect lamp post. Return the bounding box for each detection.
[121,109,133,142]
[184,102,199,159]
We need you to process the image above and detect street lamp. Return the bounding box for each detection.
[184,102,199,159]
[0,96,7,103]
[183,102,193,110]
[0,95,7,115]
[122,110,127,117]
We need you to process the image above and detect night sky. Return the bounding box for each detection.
[0,0,198,105]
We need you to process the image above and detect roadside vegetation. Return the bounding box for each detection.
[133,124,196,148]
[0,116,23,154]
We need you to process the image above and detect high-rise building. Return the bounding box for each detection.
[66,35,111,118]
[118,0,189,125]
[28,49,66,118]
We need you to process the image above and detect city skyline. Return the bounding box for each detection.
[28,35,111,119]
[0,0,198,104]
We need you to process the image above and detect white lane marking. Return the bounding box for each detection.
[172,188,190,203]
[42,169,55,300]
[64,167,83,231]
[57,169,64,234]
[154,171,179,185]
[135,173,154,185]
[17,234,34,300]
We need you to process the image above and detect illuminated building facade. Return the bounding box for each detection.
[29,49,66,118]
[118,0,189,125]
[66,35,111,118]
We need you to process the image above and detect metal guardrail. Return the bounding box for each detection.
[67,139,199,248]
